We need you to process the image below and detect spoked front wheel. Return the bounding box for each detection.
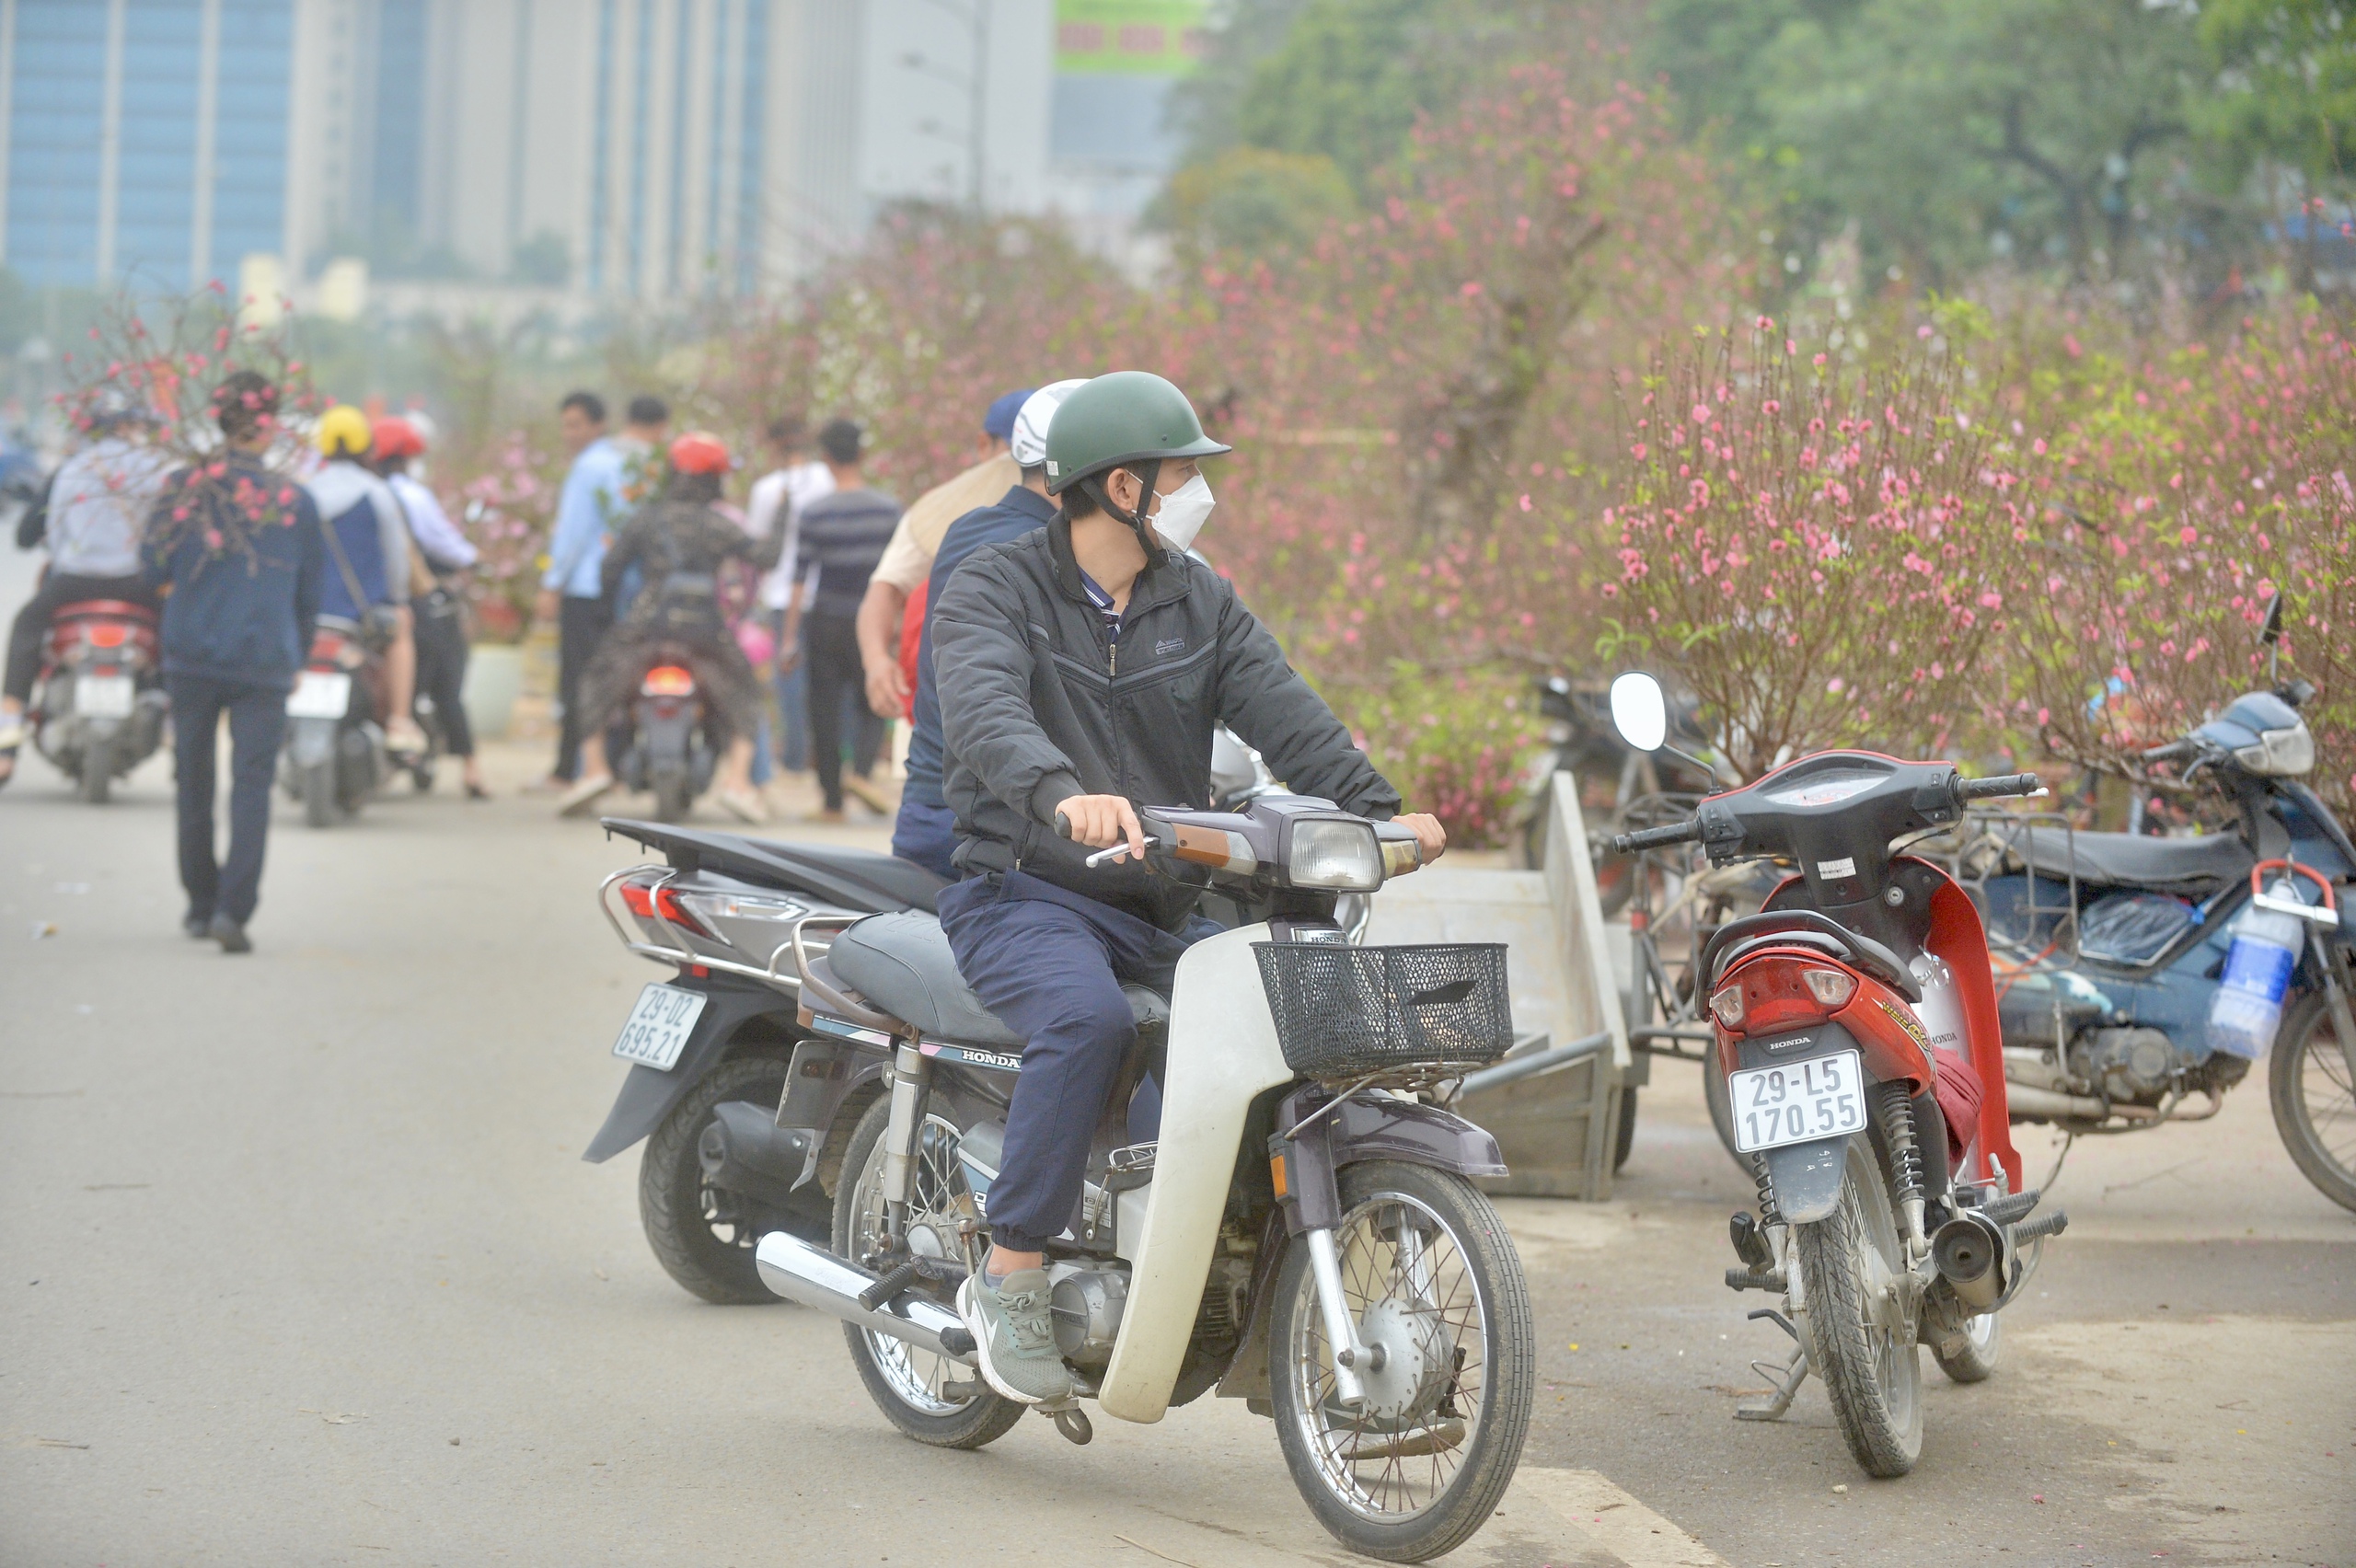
[1794,1137,1923,1477]
[1269,1160,1534,1563]
[833,1097,1022,1450]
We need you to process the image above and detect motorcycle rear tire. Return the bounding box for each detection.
[78,736,112,804]
[653,773,692,824]
[638,1052,794,1305]
[302,760,337,828]
[1795,1139,1923,1477]
[1613,1086,1638,1173]
[1931,1309,2000,1383]
[2268,991,2356,1214]
[832,1098,1024,1450]
[1269,1160,1534,1563]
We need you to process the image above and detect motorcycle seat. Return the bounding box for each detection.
[826,908,1170,1050]
[2016,827,2253,897]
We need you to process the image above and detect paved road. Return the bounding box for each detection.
[2,722,2350,1566]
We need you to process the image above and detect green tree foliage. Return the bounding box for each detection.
[1647,0,2211,288]
[2197,0,2356,188]
[1153,145,1358,259]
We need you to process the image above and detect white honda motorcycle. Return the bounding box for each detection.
[756,792,1535,1562]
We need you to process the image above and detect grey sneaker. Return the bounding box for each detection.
[958,1269,1073,1406]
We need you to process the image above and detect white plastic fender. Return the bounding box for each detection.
[1098,923,1293,1424]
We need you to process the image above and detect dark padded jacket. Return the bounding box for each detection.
[931,515,1401,928]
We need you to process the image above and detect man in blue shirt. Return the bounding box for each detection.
[892,379,1084,876]
[144,371,324,953]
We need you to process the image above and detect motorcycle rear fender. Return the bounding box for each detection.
[774,1035,894,1189]
[581,976,802,1163]
[1763,1136,1854,1224]
[288,714,337,767]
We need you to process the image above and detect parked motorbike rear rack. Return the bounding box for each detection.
[595,863,860,996]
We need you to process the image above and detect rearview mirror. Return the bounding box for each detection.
[1609,672,1669,754]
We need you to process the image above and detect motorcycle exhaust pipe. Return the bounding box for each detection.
[1930,1210,2010,1310]
[753,1231,976,1366]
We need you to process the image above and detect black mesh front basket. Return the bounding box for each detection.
[1253,942,1513,1079]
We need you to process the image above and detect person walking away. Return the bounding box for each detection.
[534,392,621,787]
[890,379,1083,877]
[852,389,1027,721]
[558,432,784,824]
[782,420,898,822]
[0,398,172,785]
[928,372,1449,1401]
[739,416,834,783]
[144,371,325,953]
[307,407,425,756]
[371,415,486,799]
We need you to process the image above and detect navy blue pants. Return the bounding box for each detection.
[891,793,959,880]
[937,869,1215,1254]
[168,674,287,926]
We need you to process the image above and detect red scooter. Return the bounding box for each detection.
[30,597,167,802]
[1607,673,2067,1478]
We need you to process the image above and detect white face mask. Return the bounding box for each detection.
[1148,473,1216,554]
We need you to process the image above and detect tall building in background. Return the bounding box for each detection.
[0,0,1177,306]
[3,0,293,293]
[1048,0,1204,244]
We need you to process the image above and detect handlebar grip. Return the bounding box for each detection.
[1955,771,2044,802]
[1611,819,1702,854]
[1054,811,1071,839]
[2142,739,2194,764]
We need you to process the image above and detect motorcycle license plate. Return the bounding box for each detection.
[1731,1048,1867,1153]
[75,674,134,719]
[286,671,352,720]
[611,983,707,1071]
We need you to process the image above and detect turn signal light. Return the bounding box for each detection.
[1709,984,1745,1029]
[641,665,696,697]
[1802,968,1858,1008]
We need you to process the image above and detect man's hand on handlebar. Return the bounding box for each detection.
[1394,812,1448,867]
[1055,794,1148,862]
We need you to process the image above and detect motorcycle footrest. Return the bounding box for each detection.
[1979,1187,2041,1225]
[1725,1266,1787,1294]
[855,1259,923,1312]
[2012,1207,2069,1242]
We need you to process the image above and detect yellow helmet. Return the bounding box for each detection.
[315,404,373,459]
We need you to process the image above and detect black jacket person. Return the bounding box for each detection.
[926,372,1447,1407]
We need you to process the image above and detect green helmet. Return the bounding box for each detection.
[1042,371,1230,496]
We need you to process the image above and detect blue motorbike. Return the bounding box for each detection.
[1952,603,2356,1211]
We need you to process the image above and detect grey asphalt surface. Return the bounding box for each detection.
[2,653,2350,1563]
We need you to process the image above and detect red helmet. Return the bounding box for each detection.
[669,431,731,475]
[371,416,425,459]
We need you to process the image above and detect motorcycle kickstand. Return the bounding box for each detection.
[1734,1308,1809,1423]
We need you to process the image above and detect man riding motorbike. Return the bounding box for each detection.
[559,432,785,824]
[371,415,487,799]
[927,370,1450,1405]
[307,406,425,757]
[0,396,172,786]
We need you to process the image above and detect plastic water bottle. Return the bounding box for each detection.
[2205,882,2306,1060]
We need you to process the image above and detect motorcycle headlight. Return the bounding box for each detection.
[2235,722,2314,777]
[1288,819,1383,892]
